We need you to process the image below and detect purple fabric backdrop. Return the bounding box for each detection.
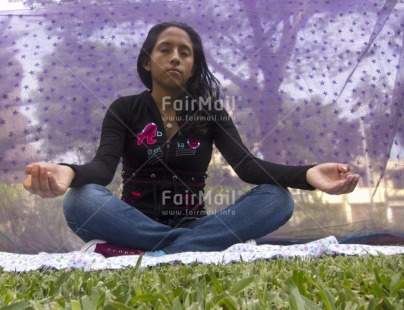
[0,0,403,253]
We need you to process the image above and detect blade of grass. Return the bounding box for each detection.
[390,273,404,297]
[287,279,305,310]
[304,274,336,310]
[207,266,224,294]
[70,300,81,310]
[0,301,28,310]
[229,276,254,295]
[107,300,134,310]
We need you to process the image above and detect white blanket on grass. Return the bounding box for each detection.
[1,236,404,272]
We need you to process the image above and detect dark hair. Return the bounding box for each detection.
[137,21,222,138]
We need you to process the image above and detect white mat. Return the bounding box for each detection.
[1,236,404,272]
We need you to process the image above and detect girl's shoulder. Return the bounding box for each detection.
[108,91,152,113]
[104,92,153,126]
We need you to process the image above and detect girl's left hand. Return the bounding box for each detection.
[306,163,359,195]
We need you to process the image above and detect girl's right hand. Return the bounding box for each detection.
[23,163,75,198]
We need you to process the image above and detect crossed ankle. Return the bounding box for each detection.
[95,242,145,257]
[80,239,167,258]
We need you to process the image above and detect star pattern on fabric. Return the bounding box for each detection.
[0,0,401,193]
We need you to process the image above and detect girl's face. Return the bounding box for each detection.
[143,27,194,94]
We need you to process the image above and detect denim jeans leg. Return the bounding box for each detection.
[63,184,190,250]
[163,184,294,253]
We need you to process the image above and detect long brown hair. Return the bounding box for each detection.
[137,21,223,138]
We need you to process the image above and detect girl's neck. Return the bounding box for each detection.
[151,88,183,111]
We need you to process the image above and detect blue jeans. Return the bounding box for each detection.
[63,183,294,254]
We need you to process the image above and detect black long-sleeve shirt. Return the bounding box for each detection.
[64,91,314,224]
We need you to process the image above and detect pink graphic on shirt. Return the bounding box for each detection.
[131,191,141,197]
[187,138,200,149]
[122,191,142,204]
[183,193,200,210]
[137,123,157,145]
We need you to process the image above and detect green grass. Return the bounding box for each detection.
[1,255,403,309]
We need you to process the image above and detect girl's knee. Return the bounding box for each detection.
[259,184,295,217]
[63,188,79,222]
[63,184,106,219]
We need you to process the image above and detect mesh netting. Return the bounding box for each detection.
[0,0,403,253]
